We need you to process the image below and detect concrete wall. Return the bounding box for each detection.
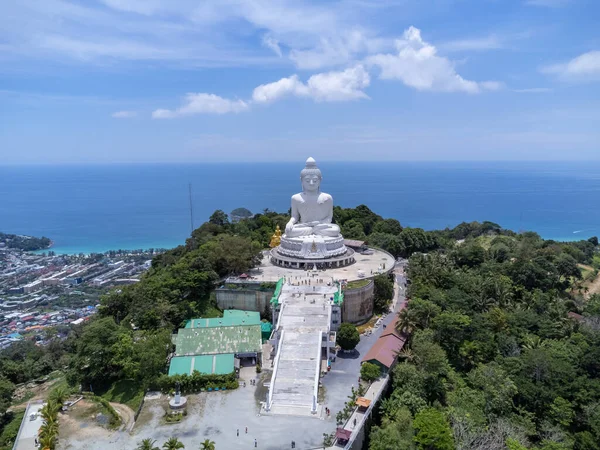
[342,280,374,325]
[215,289,272,313]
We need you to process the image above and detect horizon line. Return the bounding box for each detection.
[2,159,600,167]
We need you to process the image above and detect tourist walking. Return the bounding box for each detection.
[237,429,239,436]
[245,426,248,434]
[255,438,258,447]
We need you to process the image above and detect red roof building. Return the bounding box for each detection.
[362,316,406,373]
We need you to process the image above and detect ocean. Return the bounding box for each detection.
[1,161,599,254]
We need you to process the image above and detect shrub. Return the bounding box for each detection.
[152,371,238,394]
[360,362,381,382]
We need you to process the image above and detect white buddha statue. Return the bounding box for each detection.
[284,157,341,238]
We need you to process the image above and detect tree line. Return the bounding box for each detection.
[369,228,600,449]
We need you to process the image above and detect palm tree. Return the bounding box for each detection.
[396,348,415,362]
[522,335,547,350]
[199,440,216,450]
[38,421,59,450]
[49,386,69,406]
[38,433,56,450]
[163,437,185,450]
[395,308,416,335]
[40,401,61,422]
[136,438,160,450]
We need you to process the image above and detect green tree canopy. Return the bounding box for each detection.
[361,362,381,382]
[412,408,455,450]
[373,274,394,312]
[337,323,360,351]
[208,210,229,226]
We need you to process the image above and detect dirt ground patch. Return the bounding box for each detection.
[111,402,135,432]
[58,400,115,448]
[11,375,64,409]
[586,272,600,299]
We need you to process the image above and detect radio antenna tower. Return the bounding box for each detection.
[188,183,194,233]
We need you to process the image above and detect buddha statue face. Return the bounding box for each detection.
[300,157,322,193]
[301,173,321,193]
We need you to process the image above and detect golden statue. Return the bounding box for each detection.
[269,225,282,248]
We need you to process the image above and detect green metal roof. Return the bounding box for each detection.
[174,325,262,356]
[334,283,344,305]
[168,354,235,376]
[184,309,261,329]
[270,278,284,305]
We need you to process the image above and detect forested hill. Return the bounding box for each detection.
[21,204,597,450]
[369,231,600,449]
[0,232,51,251]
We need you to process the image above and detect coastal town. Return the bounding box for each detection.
[0,238,158,349]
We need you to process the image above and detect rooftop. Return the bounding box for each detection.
[168,354,234,376]
[362,333,406,369]
[184,309,261,329]
[174,325,262,356]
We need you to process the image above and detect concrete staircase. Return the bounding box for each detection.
[267,283,336,416]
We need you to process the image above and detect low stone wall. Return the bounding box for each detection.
[215,289,273,313]
[342,280,374,324]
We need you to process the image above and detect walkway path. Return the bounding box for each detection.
[267,280,337,416]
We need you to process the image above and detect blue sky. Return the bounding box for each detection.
[1,0,599,163]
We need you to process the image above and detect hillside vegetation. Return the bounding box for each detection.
[369,228,600,450]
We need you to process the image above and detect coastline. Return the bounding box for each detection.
[33,239,184,256]
[31,229,597,256]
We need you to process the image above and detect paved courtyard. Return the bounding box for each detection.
[249,249,395,283]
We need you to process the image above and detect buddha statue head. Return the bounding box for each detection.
[300,157,322,193]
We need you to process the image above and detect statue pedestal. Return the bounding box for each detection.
[270,234,355,270]
[278,234,347,259]
[169,395,187,410]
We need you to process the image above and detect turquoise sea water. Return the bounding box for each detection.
[1,162,599,254]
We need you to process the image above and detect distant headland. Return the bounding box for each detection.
[0,232,52,252]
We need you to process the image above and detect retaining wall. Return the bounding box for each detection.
[215,289,272,313]
[342,280,375,324]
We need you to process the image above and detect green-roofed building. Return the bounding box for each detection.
[174,325,262,356]
[169,310,265,377]
[168,354,235,376]
[184,309,261,329]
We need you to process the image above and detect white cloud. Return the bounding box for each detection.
[252,75,308,103]
[156,65,370,118]
[111,110,138,118]
[366,26,500,93]
[252,65,370,103]
[307,65,371,101]
[152,93,249,118]
[262,35,282,57]
[542,51,600,81]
